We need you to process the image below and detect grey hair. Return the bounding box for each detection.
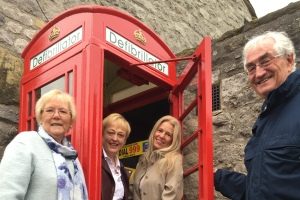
[243,31,296,71]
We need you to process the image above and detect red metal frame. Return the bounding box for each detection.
[172,37,214,200]
[20,5,213,200]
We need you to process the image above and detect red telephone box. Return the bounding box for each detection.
[20,5,213,200]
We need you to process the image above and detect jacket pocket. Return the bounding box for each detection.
[261,146,300,200]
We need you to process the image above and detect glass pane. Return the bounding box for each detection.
[27,91,32,117]
[68,71,73,95]
[27,120,31,130]
[35,76,65,100]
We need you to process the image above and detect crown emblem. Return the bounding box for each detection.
[49,27,60,41]
[134,29,146,45]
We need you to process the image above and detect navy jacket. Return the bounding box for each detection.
[215,70,300,200]
[102,154,130,200]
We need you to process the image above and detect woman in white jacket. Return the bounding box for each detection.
[0,89,88,200]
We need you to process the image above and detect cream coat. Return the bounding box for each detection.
[132,152,183,200]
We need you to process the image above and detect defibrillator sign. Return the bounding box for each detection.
[106,27,169,76]
[119,140,148,159]
[30,27,83,70]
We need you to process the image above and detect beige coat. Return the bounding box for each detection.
[132,152,183,200]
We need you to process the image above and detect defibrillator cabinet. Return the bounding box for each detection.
[20,5,213,200]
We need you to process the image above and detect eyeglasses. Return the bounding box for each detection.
[245,54,282,74]
[42,107,71,117]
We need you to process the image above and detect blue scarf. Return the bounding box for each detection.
[38,126,88,200]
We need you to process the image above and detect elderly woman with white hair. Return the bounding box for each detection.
[0,89,88,200]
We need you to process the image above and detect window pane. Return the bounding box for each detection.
[68,71,73,95]
[35,76,65,100]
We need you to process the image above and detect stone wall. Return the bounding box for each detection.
[0,47,22,158]
[2,0,254,54]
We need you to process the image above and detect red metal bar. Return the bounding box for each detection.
[184,164,200,177]
[197,37,213,200]
[181,129,200,149]
[172,62,198,95]
[178,98,197,122]
[130,56,195,66]
[174,37,213,200]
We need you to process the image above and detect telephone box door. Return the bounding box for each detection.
[172,37,214,200]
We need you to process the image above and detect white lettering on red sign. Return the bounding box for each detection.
[106,27,169,76]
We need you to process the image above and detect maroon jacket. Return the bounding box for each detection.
[102,154,129,200]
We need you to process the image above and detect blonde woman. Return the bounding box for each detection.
[132,115,183,200]
[102,113,131,200]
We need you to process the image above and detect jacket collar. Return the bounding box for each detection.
[260,69,300,115]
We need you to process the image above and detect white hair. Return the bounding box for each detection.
[243,31,296,71]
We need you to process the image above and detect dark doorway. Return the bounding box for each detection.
[121,98,169,168]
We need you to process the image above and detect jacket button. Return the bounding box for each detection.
[145,176,148,179]
[143,192,147,195]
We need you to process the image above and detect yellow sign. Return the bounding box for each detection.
[119,140,148,159]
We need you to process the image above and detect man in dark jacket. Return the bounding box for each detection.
[214,31,300,200]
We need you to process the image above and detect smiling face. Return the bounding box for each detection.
[153,121,174,150]
[246,38,293,98]
[103,121,128,159]
[40,99,72,143]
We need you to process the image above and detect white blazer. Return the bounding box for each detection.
[0,131,74,200]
